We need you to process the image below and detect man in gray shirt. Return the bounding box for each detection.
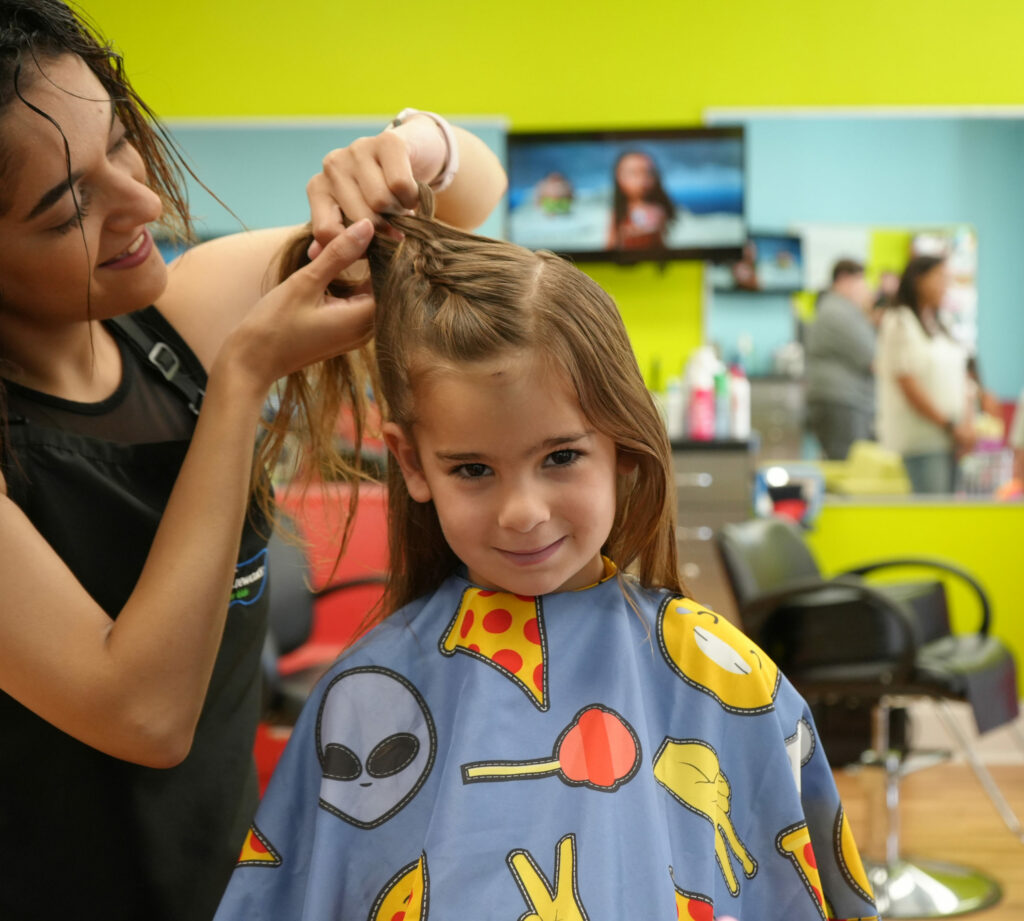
[805,259,877,459]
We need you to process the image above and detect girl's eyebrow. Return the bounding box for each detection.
[435,432,593,464]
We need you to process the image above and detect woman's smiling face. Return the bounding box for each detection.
[0,54,165,332]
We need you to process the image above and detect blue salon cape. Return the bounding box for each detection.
[215,563,879,921]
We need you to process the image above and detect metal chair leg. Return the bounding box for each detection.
[1008,720,1024,760]
[934,699,1024,844]
[863,698,1003,918]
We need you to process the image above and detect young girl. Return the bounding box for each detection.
[215,189,879,921]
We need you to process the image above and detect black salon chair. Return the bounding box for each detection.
[716,516,1022,919]
[262,522,386,723]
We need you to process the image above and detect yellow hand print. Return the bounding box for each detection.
[506,834,590,921]
[653,738,757,895]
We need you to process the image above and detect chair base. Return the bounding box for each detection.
[865,856,1001,918]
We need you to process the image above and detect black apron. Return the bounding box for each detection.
[0,307,270,921]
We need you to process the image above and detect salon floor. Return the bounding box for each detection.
[832,701,1024,920]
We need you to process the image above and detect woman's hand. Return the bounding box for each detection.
[952,420,977,454]
[307,118,447,258]
[306,117,507,258]
[218,219,376,397]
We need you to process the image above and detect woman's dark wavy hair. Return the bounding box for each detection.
[0,0,192,235]
[611,149,677,235]
[894,254,949,337]
[0,0,196,451]
[269,185,682,626]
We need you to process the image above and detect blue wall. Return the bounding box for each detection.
[709,117,1024,397]
[163,119,507,241]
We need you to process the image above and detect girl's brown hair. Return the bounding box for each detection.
[268,185,681,624]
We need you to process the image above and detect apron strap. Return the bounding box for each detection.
[110,314,205,416]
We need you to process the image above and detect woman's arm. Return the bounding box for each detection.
[0,223,374,768]
[896,373,975,451]
[159,117,505,369]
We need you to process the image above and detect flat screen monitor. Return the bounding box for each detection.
[708,232,804,293]
[506,126,745,263]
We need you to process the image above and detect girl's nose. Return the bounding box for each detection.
[496,485,550,533]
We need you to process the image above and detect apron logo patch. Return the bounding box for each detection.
[231,548,268,607]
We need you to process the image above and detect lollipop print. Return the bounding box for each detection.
[461,704,640,792]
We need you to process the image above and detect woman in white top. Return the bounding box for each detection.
[876,255,976,493]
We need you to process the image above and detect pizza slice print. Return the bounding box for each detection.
[439,587,548,710]
[368,853,429,921]
[236,824,282,868]
[776,822,828,920]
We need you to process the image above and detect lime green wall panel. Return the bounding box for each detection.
[78,0,1024,380]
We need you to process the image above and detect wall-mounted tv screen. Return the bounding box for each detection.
[708,232,804,293]
[506,126,745,263]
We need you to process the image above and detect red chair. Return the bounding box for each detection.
[275,482,388,675]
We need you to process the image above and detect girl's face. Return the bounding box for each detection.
[616,154,656,199]
[385,353,627,596]
[917,261,950,309]
[0,55,165,335]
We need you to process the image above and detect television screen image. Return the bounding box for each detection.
[708,233,805,293]
[506,127,745,262]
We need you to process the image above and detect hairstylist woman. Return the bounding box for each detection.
[876,255,975,493]
[0,3,505,919]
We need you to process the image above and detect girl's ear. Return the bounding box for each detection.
[382,422,432,503]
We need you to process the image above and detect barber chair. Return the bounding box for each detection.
[716,517,1022,919]
[262,523,386,722]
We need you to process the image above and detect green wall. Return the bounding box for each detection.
[82,0,1024,379]
[82,2,1024,692]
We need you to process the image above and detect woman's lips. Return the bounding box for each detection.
[99,229,153,269]
[498,537,566,567]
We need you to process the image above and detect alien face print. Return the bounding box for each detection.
[315,667,437,829]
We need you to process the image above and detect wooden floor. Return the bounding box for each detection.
[834,762,1024,920]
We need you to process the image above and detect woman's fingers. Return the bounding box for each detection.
[297,219,374,291]
[308,133,419,254]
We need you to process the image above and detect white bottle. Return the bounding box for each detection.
[664,376,686,442]
[728,364,751,440]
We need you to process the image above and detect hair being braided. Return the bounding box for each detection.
[267,184,681,626]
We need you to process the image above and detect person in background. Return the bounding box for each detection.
[607,149,676,251]
[0,2,506,919]
[875,255,975,493]
[873,269,900,309]
[804,258,876,460]
[533,170,574,215]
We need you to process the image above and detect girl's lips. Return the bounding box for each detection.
[498,537,566,567]
[99,229,153,269]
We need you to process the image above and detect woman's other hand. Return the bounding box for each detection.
[307,120,442,258]
[307,117,506,258]
[952,420,977,454]
[219,219,375,396]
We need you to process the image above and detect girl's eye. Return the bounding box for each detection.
[453,463,491,479]
[546,449,581,467]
